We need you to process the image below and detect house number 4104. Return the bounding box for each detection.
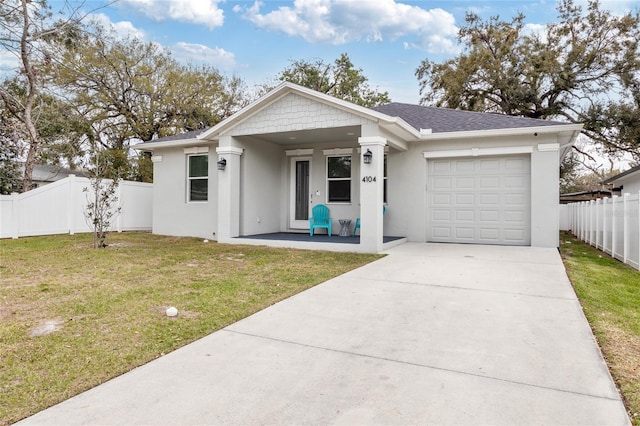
[362,176,377,182]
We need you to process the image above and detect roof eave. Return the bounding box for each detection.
[133,138,215,151]
[417,123,583,141]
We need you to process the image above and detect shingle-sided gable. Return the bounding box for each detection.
[228,93,376,136]
[372,103,568,133]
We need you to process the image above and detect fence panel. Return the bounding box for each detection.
[0,175,152,239]
[566,192,640,271]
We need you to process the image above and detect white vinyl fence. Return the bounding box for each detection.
[0,175,152,239]
[563,192,640,271]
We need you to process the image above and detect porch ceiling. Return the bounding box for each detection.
[246,125,361,145]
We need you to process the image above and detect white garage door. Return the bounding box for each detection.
[427,155,531,245]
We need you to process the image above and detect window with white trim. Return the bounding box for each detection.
[327,155,351,203]
[187,154,208,202]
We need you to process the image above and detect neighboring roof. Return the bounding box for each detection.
[603,164,640,184]
[148,128,212,144]
[26,164,87,182]
[371,103,568,133]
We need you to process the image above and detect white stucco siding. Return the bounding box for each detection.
[384,133,561,248]
[230,93,376,136]
[151,146,218,239]
[617,174,640,195]
[235,137,283,236]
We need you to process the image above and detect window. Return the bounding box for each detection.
[327,155,351,203]
[188,154,208,201]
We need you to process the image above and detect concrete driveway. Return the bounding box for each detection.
[19,243,630,425]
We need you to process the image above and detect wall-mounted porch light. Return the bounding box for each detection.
[217,157,227,170]
[363,149,373,165]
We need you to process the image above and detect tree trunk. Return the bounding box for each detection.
[19,0,39,192]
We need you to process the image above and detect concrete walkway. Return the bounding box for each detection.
[19,243,630,425]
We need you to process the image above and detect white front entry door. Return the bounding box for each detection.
[427,155,531,245]
[289,157,312,229]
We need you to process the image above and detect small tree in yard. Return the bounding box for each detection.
[84,154,121,248]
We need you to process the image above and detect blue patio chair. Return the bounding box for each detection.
[353,204,386,236]
[309,204,332,236]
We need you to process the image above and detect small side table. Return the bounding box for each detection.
[338,219,352,237]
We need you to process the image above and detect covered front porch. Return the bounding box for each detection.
[233,232,407,253]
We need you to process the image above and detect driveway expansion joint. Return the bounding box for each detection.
[351,276,579,301]
[222,328,621,403]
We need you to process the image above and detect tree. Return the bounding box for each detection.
[0,0,87,191]
[415,0,640,161]
[83,151,121,248]
[48,24,250,179]
[278,53,391,107]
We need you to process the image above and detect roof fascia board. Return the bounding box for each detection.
[133,138,215,151]
[418,124,584,141]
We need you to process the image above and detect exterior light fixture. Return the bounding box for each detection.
[363,149,373,165]
[217,158,227,170]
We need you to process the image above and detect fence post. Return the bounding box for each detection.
[602,197,608,255]
[11,192,19,239]
[595,199,601,249]
[612,196,618,260]
[68,174,76,235]
[116,181,122,233]
[637,191,640,271]
[623,193,629,264]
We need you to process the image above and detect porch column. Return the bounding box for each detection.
[359,136,386,253]
[216,146,243,242]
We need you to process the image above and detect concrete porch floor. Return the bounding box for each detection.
[232,232,407,252]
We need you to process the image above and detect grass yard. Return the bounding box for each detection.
[0,233,382,425]
[560,232,640,425]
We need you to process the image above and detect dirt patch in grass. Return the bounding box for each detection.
[0,233,382,425]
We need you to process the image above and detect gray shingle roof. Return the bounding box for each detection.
[146,128,211,143]
[372,103,568,133]
[603,164,640,184]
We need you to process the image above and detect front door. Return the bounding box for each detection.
[289,157,311,229]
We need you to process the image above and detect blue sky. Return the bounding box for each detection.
[1,0,637,103]
[61,0,636,104]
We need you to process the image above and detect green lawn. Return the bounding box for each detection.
[0,233,382,425]
[559,232,640,425]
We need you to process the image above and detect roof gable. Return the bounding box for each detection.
[227,92,376,137]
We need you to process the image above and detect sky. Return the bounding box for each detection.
[100,0,637,104]
[2,0,636,105]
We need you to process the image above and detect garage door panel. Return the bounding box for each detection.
[478,193,500,205]
[454,160,474,172]
[455,210,474,221]
[456,177,475,189]
[504,193,526,205]
[433,193,452,205]
[428,155,530,246]
[432,227,451,238]
[479,176,500,188]
[479,228,500,241]
[433,177,452,190]
[479,210,500,222]
[505,176,527,188]
[455,228,475,240]
[455,193,474,205]
[433,161,452,172]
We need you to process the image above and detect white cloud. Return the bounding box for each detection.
[90,13,146,39]
[234,0,459,53]
[171,42,236,70]
[119,0,224,30]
